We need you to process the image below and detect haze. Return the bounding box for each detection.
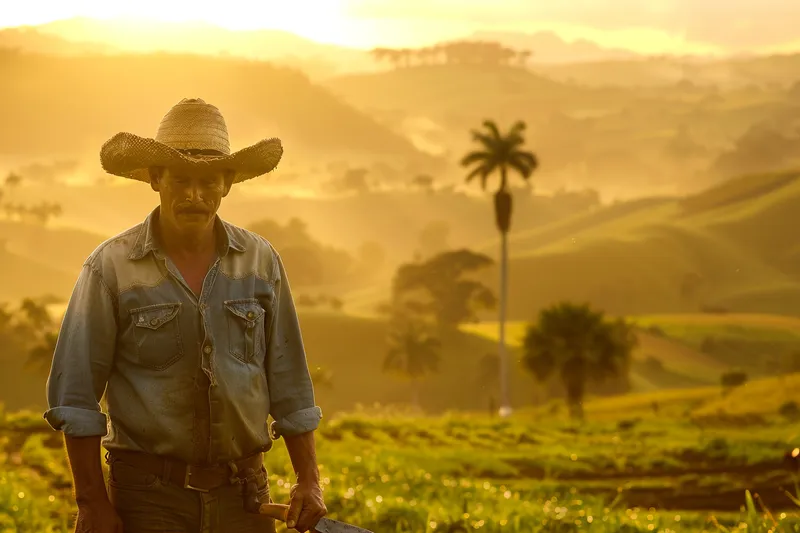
[1,2,800,530]
[4,0,800,52]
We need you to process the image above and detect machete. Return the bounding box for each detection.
[257,503,374,533]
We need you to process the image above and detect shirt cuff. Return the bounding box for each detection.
[272,406,323,438]
[43,406,108,437]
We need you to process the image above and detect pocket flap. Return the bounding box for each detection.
[131,303,181,330]
[224,300,265,323]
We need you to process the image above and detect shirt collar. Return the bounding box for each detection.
[128,206,246,261]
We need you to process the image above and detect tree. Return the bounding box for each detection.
[392,249,496,331]
[411,174,435,192]
[461,120,538,417]
[383,316,441,408]
[521,302,637,421]
[720,370,747,393]
[25,330,59,375]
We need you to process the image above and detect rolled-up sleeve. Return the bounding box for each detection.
[44,263,117,437]
[265,249,322,438]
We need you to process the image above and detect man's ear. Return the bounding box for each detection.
[148,167,163,192]
[222,170,235,197]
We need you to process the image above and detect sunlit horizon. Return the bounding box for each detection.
[3,0,792,55]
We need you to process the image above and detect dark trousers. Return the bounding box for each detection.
[108,457,277,533]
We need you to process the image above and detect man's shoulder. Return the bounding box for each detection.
[223,221,277,256]
[84,223,144,268]
[219,220,281,281]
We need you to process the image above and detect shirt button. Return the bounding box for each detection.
[246,311,255,319]
[203,345,212,354]
[149,318,159,326]
[199,303,207,311]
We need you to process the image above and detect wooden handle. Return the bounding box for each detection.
[258,503,290,521]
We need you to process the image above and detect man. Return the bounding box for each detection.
[44,98,327,533]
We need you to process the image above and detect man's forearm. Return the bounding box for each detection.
[283,431,320,484]
[64,435,108,505]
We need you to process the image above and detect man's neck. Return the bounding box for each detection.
[157,218,217,260]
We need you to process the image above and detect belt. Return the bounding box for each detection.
[107,449,264,492]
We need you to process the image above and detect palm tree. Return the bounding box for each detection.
[383,317,441,408]
[461,120,538,417]
[521,302,637,420]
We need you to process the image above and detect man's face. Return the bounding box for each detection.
[150,166,233,233]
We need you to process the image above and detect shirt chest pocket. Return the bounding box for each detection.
[224,299,266,364]
[129,303,184,371]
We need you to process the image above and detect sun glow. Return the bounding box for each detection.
[2,0,353,45]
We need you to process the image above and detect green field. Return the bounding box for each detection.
[2,373,799,532]
[463,312,800,392]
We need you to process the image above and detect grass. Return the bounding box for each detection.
[678,171,800,216]
[3,374,800,532]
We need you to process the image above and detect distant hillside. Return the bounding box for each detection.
[0,246,76,301]
[0,220,105,273]
[341,169,800,320]
[323,63,800,196]
[532,54,800,88]
[33,17,375,76]
[0,27,116,55]
[0,221,107,301]
[323,64,578,132]
[472,29,639,63]
[478,169,800,320]
[466,313,800,391]
[1,309,758,414]
[0,50,426,164]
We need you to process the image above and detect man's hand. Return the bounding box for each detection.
[286,481,327,532]
[74,499,124,533]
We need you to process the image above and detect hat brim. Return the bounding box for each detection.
[99,132,283,184]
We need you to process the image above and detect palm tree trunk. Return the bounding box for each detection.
[411,379,420,409]
[498,228,511,417]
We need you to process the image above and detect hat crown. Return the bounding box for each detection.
[154,98,231,155]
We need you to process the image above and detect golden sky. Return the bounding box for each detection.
[2,0,799,54]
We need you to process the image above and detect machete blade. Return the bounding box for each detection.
[313,516,375,533]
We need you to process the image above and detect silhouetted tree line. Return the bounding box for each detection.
[0,297,62,374]
[370,40,532,69]
[0,172,62,225]
[247,217,386,287]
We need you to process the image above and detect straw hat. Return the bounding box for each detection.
[99,98,283,183]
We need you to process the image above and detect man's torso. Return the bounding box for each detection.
[90,208,280,464]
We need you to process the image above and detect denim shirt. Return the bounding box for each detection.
[43,207,322,464]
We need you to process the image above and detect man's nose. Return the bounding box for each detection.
[186,183,203,201]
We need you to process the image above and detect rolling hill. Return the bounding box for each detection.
[465,313,800,390]
[467,170,800,321]
[0,221,109,301]
[336,169,800,321]
[0,50,427,164]
[9,302,797,415]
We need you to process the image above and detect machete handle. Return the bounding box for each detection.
[257,503,290,521]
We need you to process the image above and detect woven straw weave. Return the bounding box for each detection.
[100,98,283,183]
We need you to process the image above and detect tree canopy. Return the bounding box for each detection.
[521,302,637,420]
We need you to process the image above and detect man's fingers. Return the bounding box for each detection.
[286,493,304,529]
[295,508,320,532]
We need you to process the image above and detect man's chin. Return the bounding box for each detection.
[175,212,212,226]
